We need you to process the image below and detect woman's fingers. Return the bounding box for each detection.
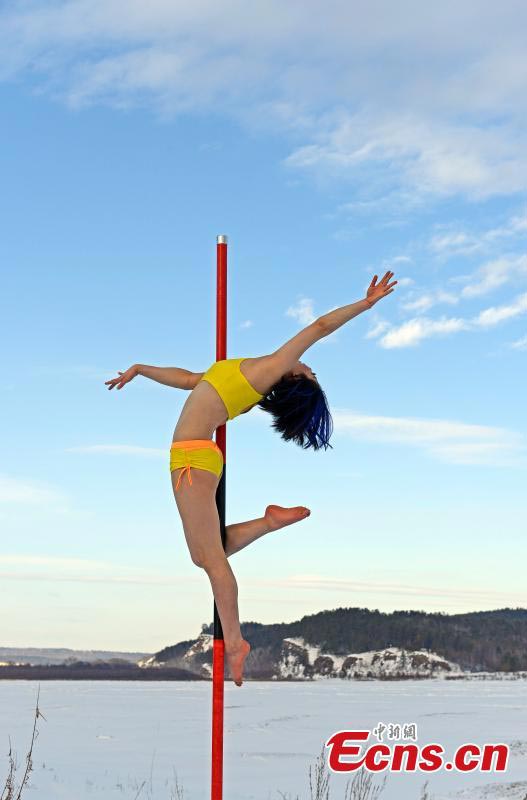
[105,376,122,389]
[105,371,126,390]
[370,271,396,294]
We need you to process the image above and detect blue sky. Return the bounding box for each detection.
[1,0,526,652]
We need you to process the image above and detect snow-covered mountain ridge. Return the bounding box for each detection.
[140,632,468,679]
[276,636,463,679]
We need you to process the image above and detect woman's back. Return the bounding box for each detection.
[172,356,270,442]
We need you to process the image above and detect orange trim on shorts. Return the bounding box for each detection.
[171,439,222,451]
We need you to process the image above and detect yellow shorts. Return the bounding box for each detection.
[170,439,224,491]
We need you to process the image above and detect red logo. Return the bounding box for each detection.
[326,726,509,773]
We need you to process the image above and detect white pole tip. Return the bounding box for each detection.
[217,235,228,244]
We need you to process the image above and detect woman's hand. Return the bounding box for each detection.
[365,271,398,307]
[105,365,139,391]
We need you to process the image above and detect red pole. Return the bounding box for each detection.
[212,234,228,800]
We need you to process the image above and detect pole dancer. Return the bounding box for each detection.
[105,252,397,687]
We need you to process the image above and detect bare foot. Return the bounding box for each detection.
[264,504,311,532]
[225,639,251,686]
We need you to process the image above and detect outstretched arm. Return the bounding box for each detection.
[266,271,397,377]
[136,364,204,389]
[105,364,203,391]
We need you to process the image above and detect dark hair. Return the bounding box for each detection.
[257,375,333,451]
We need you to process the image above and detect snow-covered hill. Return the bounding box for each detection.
[138,632,213,677]
[275,637,463,679]
[140,632,467,680]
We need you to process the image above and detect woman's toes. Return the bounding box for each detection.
[265,504,311,530]
[225,640,251,686]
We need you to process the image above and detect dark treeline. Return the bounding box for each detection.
[157,606,527,673]
[0,662,203,681]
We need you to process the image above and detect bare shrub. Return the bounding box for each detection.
[1,685,45,800]
[303,744,387,800]
[343,769,387,800]
[419,781,435,800]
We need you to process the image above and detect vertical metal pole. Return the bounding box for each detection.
[211,234,228,800]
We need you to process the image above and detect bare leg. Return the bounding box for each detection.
[225,505,311,557]
[200,559,251,686]
[171,468,250,686]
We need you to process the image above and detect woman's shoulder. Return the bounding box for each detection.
[239,355,282,395]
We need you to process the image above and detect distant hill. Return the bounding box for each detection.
[0,662,203,681]
[3,607,526,682]
[0,646,201,681]
[0,646,149,667]
[145,606,527,679]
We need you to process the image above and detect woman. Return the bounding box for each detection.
[105,270,397,685]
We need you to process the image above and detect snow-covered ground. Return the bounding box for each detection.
[1,679,526,800]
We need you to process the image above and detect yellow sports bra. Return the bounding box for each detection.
[200,358,264,420]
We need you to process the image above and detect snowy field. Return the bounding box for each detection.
[1,679,526,800]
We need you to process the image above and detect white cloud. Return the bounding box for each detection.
[376,316,470,348]
[286,297,316,325]
[509,212,527,234]
[510,334,527,350]
[0,554,110,570]
[365,319,391,340]
[430,231,482,257]
[0,475,66,505]
[369,291,527,347]
[473,291,527,327]
[4,560,524,603]
[285,111,527,201]
[395,255,527,315]
[371,260,413,283]
[66,444,165,457]
[401,290,459,313]
[459,255,527,299]
[239,319,253,329]
[257,573,527,604]
[430,209,527,258]
[335,191,426,221]
[332,408,525,467]
[393,213,527,316]
[2,1,527,201]
[0,553,198,586]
